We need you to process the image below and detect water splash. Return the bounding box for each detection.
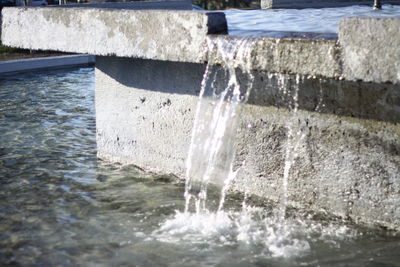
[153,200,357,258]
[155,38,357,259]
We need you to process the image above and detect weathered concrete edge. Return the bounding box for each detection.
[2,7,341,79]
[207,35,342,80]
[1,7,227,64]
[211,16,400,84]
[0,55,95,75]
[2,8,400,83]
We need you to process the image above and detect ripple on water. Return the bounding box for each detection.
[225,4,400,35]
[0,68,399,266]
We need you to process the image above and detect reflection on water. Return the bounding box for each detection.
[0,68,399,266]
[225,4,400,34]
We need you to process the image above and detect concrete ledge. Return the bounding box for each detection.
[3,7,400,83]
[1,7,227,64]
[207,35,342,79]
[0,54,95,75]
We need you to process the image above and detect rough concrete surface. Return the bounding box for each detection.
[339,17,400,84]
[3,7,400,84]
[1,7,227,63]
[0,55,95,74]
[235,104,400,230]
[95,56,203,177]
[207,35,342,79]
[95,56,400,230]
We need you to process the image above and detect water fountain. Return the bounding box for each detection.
[1,0,399,232]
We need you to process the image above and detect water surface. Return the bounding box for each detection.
[0,68,399,266]
[225,4,400,35]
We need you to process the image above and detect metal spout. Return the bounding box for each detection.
[373,0,382,9]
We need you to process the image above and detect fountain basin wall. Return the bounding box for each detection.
[2,7,399,230]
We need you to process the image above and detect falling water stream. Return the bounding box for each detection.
[155,37,362,259]
[184,37,255,213]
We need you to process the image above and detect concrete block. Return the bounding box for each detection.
[207,35,342,79]
[339,17,400,84]
[4,6,400,84]
[1,7,227,63]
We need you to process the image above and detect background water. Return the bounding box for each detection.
[225,4,400,35]
[1,68,400,266]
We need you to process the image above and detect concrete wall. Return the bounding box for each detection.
[3,8,400,84]
[339,17,400,84]
[95,56,202,176]
[96,56,400,230]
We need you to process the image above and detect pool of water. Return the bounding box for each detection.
[225,4,400,35]
[1,68,400,266]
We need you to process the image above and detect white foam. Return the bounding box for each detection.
[153,205,357,258]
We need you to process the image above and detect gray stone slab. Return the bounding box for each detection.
[0,54,95,74]
[261,0,400,9]
[207,35,342,79]
[339,17,400,84]
[1,7,227,63]
[4,7,400,84]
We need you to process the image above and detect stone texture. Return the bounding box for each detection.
[3,7,400,84]
[1,7,227,63]
[339,17,400,84]
[207,35,342,79]
[95,56,400,230]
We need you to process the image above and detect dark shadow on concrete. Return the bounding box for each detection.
[97,56,400,124]
[96,56,206,96]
